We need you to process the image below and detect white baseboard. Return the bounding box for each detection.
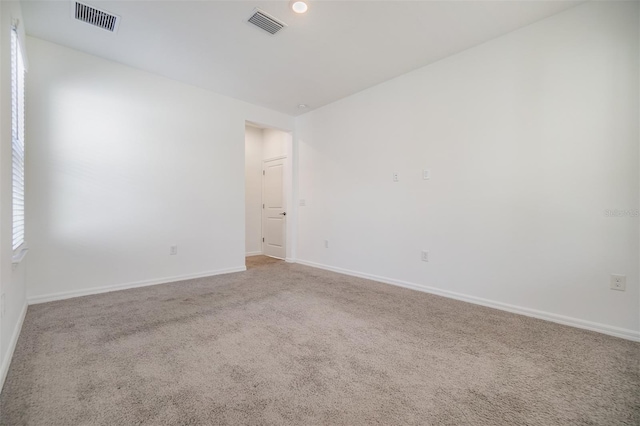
[0,302,28,392]
[245,251,263,257]
[27,266,247,305]
[295,259,640,342]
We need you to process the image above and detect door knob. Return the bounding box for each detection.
[279,212,287,216]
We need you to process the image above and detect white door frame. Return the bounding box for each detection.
[244,120,296,263]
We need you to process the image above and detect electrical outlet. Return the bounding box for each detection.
[610,274,626,291]
[423,169,430,180]
[299,199,306,206]
[393,172,399,182]
[421,251,429,262]
[324,240,329,248]
[0,293,5,318]
[170,245,178,256]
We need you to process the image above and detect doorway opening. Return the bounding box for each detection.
[244,122,292,265]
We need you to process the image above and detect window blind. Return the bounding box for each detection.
[11,28,25,251]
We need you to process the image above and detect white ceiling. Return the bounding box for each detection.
[22,0,583,116]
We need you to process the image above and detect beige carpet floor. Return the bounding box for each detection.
[1,256,638,425]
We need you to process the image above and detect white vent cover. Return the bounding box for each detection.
[73,2,120,33]
[248,9,287,35]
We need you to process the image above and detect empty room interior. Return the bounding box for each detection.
[0,0,638,424]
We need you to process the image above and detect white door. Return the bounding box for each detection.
[263,157,286,259]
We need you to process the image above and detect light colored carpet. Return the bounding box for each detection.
[1,256,638,425]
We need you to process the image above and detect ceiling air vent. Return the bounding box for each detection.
[73,2,120,33]
[248,9,287,35]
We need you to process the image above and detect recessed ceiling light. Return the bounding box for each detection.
[290,0,309,14]
[298,104,308,109]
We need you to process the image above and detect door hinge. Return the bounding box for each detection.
[262,237,265,242]
[262,203,265,209]
[263,170,265,175]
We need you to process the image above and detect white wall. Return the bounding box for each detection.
[0,1,28,390]
[263,128,290,160]
[25,37,293,302]
[245,125,263,255]
[296,1,640,339]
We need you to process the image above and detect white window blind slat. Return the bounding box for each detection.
[12,147,24,160]
[11,28,25,251]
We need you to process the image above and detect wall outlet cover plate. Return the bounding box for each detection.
[610,274,626,291]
